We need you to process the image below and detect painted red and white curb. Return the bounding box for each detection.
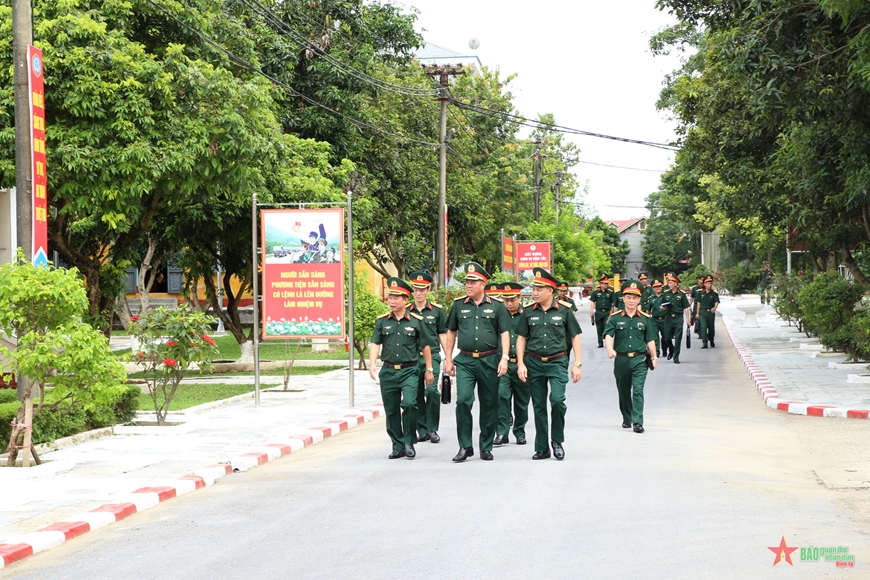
[722,319,869,420]
[0,403,384,568]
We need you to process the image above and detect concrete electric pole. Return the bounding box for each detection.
[554,170,563,222]
[533,141,542,221]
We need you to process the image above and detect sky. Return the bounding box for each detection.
[404,0,686,221]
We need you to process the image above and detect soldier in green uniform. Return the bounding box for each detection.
[604,280,658,433]
[408,271,448,444]
[589,274,615,348]
[661,274,691,364]
[646,279,667,356]
[368,278,434,459]
[556,281,579,313]
[689,276,705,336]
[493,282,530,446]
[759,262,774,304]
[444,263,511,462]
[697,275,720,348]
[516,269,583,460]
[484,282,503,301]
[639,273,654,308]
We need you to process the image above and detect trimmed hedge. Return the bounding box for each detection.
[0,385,140,447]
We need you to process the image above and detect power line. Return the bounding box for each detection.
[144,0,440,147]
[577,160,667,172]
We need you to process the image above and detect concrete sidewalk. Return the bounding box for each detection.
[0,369,385,568]
[718,295,870,417]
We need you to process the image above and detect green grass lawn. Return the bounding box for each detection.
[117,334,366,362]
[136,383,255,410]
[127,365,341,379]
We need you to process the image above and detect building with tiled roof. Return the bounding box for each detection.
[606,216,648,278]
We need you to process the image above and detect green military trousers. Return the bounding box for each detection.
[454,353,499,451]
[663,314,684,362]
[496,362,530,439]
[526,356,569,453]
[595,314,609,347]
[613,354,648,425]
[699,311,716,347]
[378,365,418,452]
[652,317,665,357]
[415,355,442,436]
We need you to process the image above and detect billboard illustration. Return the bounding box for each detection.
[261,208,345,339]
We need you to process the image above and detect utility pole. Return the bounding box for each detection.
[554,170,563,222]
[533,142,541,221]
[423,64,464,287]
[12,0,34,467]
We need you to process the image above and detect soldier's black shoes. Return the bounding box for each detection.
[389,449,406,459]
[622,421,631,428]
[633,424,645,433]
[516,437,527,445]
[480,450,494,460]
[701,345,708,349]
[710,340,715,348]
[597,344,604,348]
[667,351,673,360]
[417,433,430,442]
[452,447,474,462]
[674,360,680,364]
[532,450,551,460]
[493,434,508,446]
[552,441,565,460]
[404,444,416,459]
[429,432,440,443]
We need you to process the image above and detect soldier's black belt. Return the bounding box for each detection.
[509,357,517,363]
[596,308,610,312]
[670,313,681,317]
[383,361,416,370]
[528,351,568,362]
[616,352,646,358]
[459,349,498,358]
[653,316,665,320]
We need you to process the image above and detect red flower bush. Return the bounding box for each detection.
[162,358,177,367]
[166,341,176,347]
[129,315,140,322]
[201,334,216,347]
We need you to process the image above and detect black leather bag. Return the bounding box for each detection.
[645,352,655,371]
[686,330,691,349]
[441,373,451,404]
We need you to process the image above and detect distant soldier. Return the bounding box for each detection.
[493,282,530,446]
[638,273,654,308]
[646,279,667,356]
[516,269,583,460]
[661,274,691,364]
[689,275,706,336]
[556,281,579,312]
[368,278,434,459]
[485,282,504,301]
[408,271,448,444]
[697,275,720,348]
[444,263,511,462]
[589,274,615,348]
[759,262,774,304]
[604,280,658,433]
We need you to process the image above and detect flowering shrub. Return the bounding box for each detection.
[129,305,218,425]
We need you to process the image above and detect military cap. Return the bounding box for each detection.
[638,273,649,281]
[556,280,570,290]
[409,270,433,289]
[500,282,524,298]
[622,280,643,296]
[704,275,714,283]
[386,277,411,297]
[484,282,503,296]
[669,273,681,284]
[697,275,705,281]
[531,268,558,288]
[598,274,610,283]
[652,279,663,287]
[464,262,489,282]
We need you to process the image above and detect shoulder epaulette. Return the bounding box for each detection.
[558,300,572,308]
[454,296,466,302]
[639,310,651,317]
[377,313,390,319]
[409,312,423,320]
[430,302,443,308]
[614,309,623,315]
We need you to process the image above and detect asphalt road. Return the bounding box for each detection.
[6,316,869,579]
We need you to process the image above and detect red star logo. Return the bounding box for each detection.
[768,536,798,566]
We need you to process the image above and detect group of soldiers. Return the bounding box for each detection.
[367,262,719,461]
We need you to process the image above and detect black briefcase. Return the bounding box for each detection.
[686,331,691,349]
[441,374,452,404]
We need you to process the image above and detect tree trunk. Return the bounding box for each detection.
[238,340,254,363]
[841,247,870,290]
[137,238,161,317]
[114,295,132,332]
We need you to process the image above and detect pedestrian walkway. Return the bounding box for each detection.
[0,369,384,568]
[718,295,870,417]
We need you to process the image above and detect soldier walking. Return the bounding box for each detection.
[408,271,448,444]
[759,262,774,304]
[368,278,434,459]
[697,275,720,348]
[589,274,615,348]
[556,281,579,312]
[444,263,511,462]
[661,274,691,364]
[646,279,667,356]
[604,280,658,433]
[516,269,583,460]
[493,282,530,446]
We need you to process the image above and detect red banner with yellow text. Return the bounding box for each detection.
[260,208,345,339]
[515,241,552,283]
[29,46,48,267]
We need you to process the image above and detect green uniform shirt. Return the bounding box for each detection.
[590,288,615,316]
[696,290,720,313]
[370,310,431,364]
[690,285,704,303]
[647,293,668,319]
[408,301,446,355]
[507,307,524,357]
[759,269,773,289]
[604,310,658,352]
[614,291,624,311]
[641,286,655,305]
[515,299,582,355]
[446,295,511,352]
[662,288,690,315]
[558,295,579,312]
